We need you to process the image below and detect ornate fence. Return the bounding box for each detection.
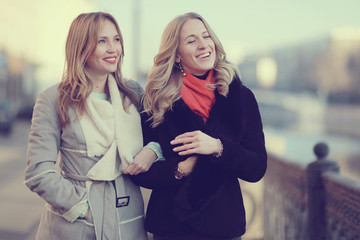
[263,143,360,240]
[323,172,360,239]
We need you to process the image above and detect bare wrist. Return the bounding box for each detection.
[213,138,223,158]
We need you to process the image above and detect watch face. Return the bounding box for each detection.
[175,171,182,179]
[175,167,185,180]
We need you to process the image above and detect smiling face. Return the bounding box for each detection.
[175,18,216,76]
[85,19,122,82]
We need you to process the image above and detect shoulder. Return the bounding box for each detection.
[124,79,144,99]
[227,73,244,96]
[37,83,59,105]
[32,83,60,125]
[227,75,258,105]
[124,79,144,93]
[240,84,256,99]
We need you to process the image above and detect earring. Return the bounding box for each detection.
[178,63,186,76]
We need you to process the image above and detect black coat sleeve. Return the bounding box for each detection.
[130,113,186,189]
[210,79,267,182]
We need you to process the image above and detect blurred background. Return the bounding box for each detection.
[0,0,359,239]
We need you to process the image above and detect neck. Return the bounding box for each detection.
[193,70,210,80]
[93,84,106,93]
[92,75,109,93]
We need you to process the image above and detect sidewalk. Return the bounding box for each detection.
[0,120,43,240]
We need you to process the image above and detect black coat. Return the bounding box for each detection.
[131,75,267,238]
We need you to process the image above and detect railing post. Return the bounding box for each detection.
[307,142,339,240]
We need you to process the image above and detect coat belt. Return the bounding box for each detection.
[61,170,91,182]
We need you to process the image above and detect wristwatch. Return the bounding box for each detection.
[174,166,186,180]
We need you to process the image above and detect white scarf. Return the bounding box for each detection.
[78,75,143,181]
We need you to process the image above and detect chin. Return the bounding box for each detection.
[203,65,214,71]
[106,68,117,73]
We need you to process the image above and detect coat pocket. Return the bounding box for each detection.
[35,204,95,240]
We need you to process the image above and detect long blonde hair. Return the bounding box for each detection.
[143,12,239,127]
[57,12,139,127]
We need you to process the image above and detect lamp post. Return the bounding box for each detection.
[132,0,141,82]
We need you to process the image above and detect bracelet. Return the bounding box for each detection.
[174,166,186,180]
[213,139,223,158]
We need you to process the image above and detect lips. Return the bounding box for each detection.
[197,52,211,59]
[103,56,117,64]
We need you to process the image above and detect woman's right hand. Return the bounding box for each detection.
[178,155,198,176]
[84,208,90,219]
[123,147,157,175]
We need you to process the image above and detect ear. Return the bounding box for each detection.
[175,55,181,63]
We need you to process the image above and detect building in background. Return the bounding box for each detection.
[0,50,37,133]
[0,0,97,133]
[239,28,360,137]
[239,27,360,100]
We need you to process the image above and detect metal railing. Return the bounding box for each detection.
[263,143,360,240]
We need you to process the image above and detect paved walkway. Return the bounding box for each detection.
[0,119,42,240]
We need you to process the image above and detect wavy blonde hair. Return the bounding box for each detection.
[57,12,139,127]
[143,12,239,127]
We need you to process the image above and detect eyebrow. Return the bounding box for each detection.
[98,34,120,39]
[184,31,209,40]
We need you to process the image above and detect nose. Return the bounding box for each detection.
[107,42,116,53]
[197,38,206,49]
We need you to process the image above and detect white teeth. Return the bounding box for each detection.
[106,57,116,61]
[198,52,210,58]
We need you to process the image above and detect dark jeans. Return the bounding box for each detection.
[153,233,242,240]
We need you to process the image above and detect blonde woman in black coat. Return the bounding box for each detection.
[131,12,267,240]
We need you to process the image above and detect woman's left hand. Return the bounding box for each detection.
[123,148,157,175]
[171,130,222,156]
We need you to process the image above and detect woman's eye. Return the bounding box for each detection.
[115,37,121,42]
[98,39,105,44]
[187,39,195,44]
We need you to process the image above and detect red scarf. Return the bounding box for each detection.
[181,69,215,122]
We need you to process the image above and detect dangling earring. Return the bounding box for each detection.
[178,63,186,76]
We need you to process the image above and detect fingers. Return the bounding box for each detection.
[123,162,146,175]
[122,164,135,175]
[170,137,193,146]
[123,148,156,175]
[174,131,198,139]
[173,142,197,152]
[170,131,202,155]
[171,130,200,145]
[171,130,218,156]
[173,143,200,156]
[177,148,197,156]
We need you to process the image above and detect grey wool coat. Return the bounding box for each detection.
[24,81,148,240]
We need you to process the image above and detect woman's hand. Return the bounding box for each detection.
[178,155,198,176]
[83,208,90,219]
[123,147,157,175]
[170,130,222,156]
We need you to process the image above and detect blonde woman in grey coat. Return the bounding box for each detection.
[24,12,158,240]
